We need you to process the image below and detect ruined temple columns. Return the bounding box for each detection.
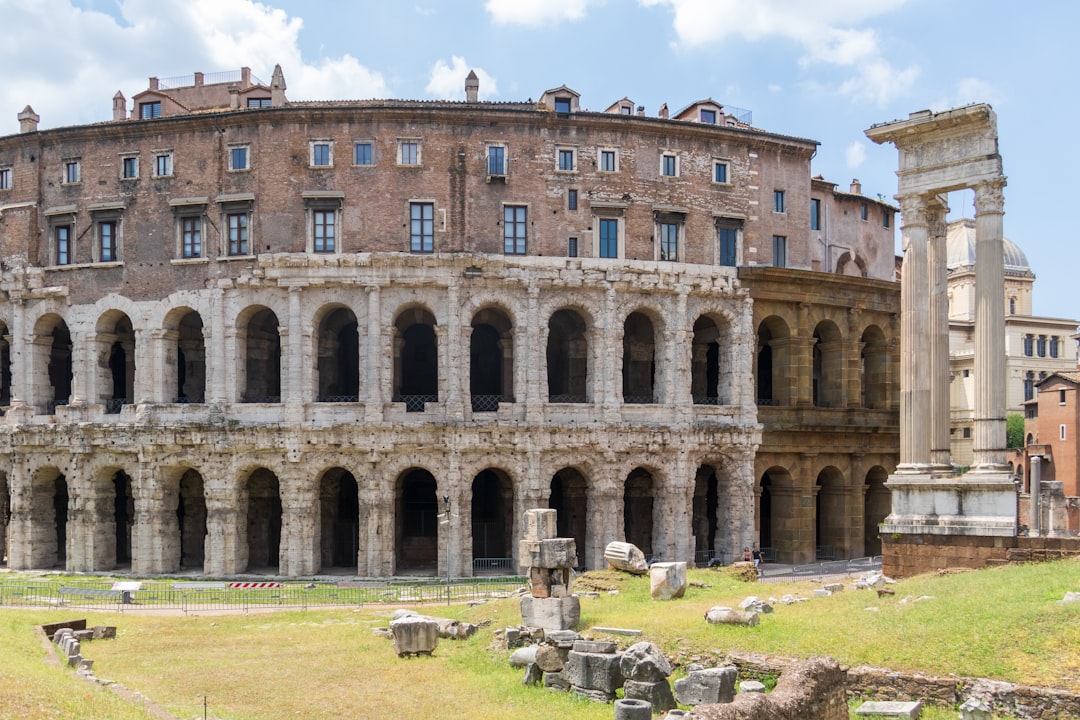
[896,195,931,471]
[972,180,1008,471]
[928,196,951,470]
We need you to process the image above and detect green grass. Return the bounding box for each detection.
[2,559,1079,719]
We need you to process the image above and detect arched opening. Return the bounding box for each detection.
[815,467,845,560]
[317,307,359,402]
[758,474,772,552]
[175,311,206,403]
[623,468,654,557]
[547,309,588,402]
[622,312,657,403]
[0,322,11,407]
[30,468,67,568]
[692,316,724,404]
[34,315,72,414]
[319,468,360,570]
[692,465,719,564]
[0,473,8,565]
[861,324,888,408]
[758,467,801,563]
[112,470,134,567]
[863,467,890,557]
[177,469,207,570]
[244,469,281,571]
[100,313,136,413]
[549,468,587,569]
[393,308,438,412]
[756,317,790,405]
[470,307,514,412]
[471,469,514,572]
[395,468,438,574]
[812,321,843,408]
[241,308,281,403]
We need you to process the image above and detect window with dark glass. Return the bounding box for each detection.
[400,141,419,165]
[810,198,821,230]
[713,161,728,184]
[599,218,618,258]
[1037,335,1047,357]
[700,109,717,124]
[98,221,117,262]
[600,150,616,172]
[558,149,575,171]
[312,143,331,167]
[773,190,785,213]
[662,154,677,177]
[246,97,272,108]
[860,203,868,220]
[64,160,80,184]
[1051,336,1060,358]
[488,146,505,175]
[55,224,71,265]
[122,157,138,179]
[410,202,434,253]
[719,227,737,267]
[139,101,161,119]
[355,142,372,165]
[568,189,578,211]
[554,97,571,114]
[1024,334,1034,356]
[503,206,527,255]
[659,222,679,261]
[155,154,172,177]
[883,210,891,228]
[568,237,578,257]
[772,235,787,267]
[230,147,249,171]
[181,216,202,258]
[314,210,335,252]
[228,213,249,255]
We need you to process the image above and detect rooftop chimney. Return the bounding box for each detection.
[241,67,251,87]
[658,103,669,119]
[18,106,39,133]
[636,105,645,116]
[850,178,862,195]
[149,76,159,91]
[194,71,204,87]
[271,64,287,107]
[465,70,479,103]
[112,92,127,121]
[228,84,240,110]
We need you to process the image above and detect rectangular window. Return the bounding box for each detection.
[567,189,578,211]
[883,211,891,229]
[155,153,172,177]
[181,216,202,258]
[600,149,617,172]
[121,156,138,180]
[1024,334,1034,357]
[228,213,249,256]
[55,224,72,265]
[662,154,677,177]
[98,221,117,262]
[0,167,9,190]
[810,198,821,231]
[963,427,971,439]
[139,101,161,119]
[399,141,420,166]
[568,237,578,257]
[229,146,249,171]
[1037,335,1047,357]
[311,142,332,167]
[1061,389,1068,405]
[713,161,728,184]
[772,235,787,268]
[64,160,80,184]
[773,190,785,213]
[719,227,737,267]
[354,142,373,166]
[1061,424,1067,441]
[410,202,434,253]
[488,145,506,175]
[659,222,679,261]
[503,206,527,255]
[599,218,619,258]
[1050,336,1060,358]
[700,109,717,124]
[554,97,572,114]
[860,203,869,221]
[558,148,576,172]
[247,97,272,108]
[313,210,335,253]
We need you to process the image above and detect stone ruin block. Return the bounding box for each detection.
[705,606,760,626]
[620,642,673,683]
[564,648,624,695]
[529,566,572,598]
[520,595,580,631]
[689,657,847,720]
[522,508,558,541]
[854,700,922,719]
[573,639,617,654]
[674,666,738,705]
[535,644,567,672]
[650,561,688,600]
[605,541,648,574]
[519,538,577,571]
[624,679,676,712]
[389,615,439,657]
[544,671,570,692]
[959,698,992,720]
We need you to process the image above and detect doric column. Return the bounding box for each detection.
[8,295,25,407]
[794,303,812,406]
[600,285,618,416]
[896,194,932,471]
[444,282,463,415]
[209,288,227,404]
[205,489,245,576]
[972,179,1008,471]
[927,195,952,470]
[670,288,692,419]
[364,285,383,420]
[131,466,180,574]
[523,282,542,421]
[278,467,318,577]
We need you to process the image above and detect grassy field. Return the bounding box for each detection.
[2,559,1079,719]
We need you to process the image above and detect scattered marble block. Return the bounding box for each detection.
[855,700,922,719]
[704,606,759,626]
[389,615,439,657]
[959,698,992,720]
[520,595,580,631]
[623,679,676,711]
[522,508,558,541]
[604,541,648,574]
[508,645,538,667]
[544,671,570,692]
[615,697,654,720]
[812,588,833,598]
[564,649,624,694]
[650,561,688,600]
[739,680,766,693]
[535,644,566,672]
[738,596,774,614]
[620,642,673,682]
[519,538,577,570]
[522,662,543,686]
[674,665,738,705]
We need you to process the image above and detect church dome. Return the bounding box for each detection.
[946,218,1031,275]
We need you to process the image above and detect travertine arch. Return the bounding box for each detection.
[461,295,521,328]
[756,315,792,406]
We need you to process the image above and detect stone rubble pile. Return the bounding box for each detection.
[519,509,580,631]
[45,621,116,674]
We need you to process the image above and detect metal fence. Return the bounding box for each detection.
[0,577,527,613]
[757,556,882,583]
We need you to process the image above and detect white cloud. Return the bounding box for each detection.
[485,0,594,26]
[767,84,782,94]
[0,0,388,134]
[845,140,867,169]
[426,57,498,101]
[638,0,916,105]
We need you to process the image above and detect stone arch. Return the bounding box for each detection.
[470,306,514,412]
[623,467,655,557]
[176,468,207,571]
[243,468,282,571]
[756,316,790,406]
[393,306,438,412]
[0,320,10,407]
[836,251,868,277]
[547,307,590,403]
[470,468,514,571]
[319,467,360,571]
[95,310,136,412]
[861,324,888,408]
[31,314,72,413]
[756,466,799,564]
[29,466,68,569]
[812,320,843,408]
[237,306,281,403]
[815,466,845,559]
[863,466,890,557]
[549,467,588,569]
[0,471,7,566]
[622,310,659,403]
[691,313,731,404]
[315,305,360,402]
[395,467,439,575]
[164,307,206,403]
[692,464,719,563]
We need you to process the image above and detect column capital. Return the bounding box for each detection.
[973,178,1007,215]
[895,193,931,223]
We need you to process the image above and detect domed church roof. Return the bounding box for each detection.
[946,218,1031,275]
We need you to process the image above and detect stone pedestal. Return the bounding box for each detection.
[882,472,1017,537]
[520,595,581,631]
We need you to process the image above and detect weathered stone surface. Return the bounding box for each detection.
[738,597,773,614]
[823,583,844,593]
[614,697,654,719]
[523,662,543,686]
[854,700,922,718]
[564,650,624,693]
[519,538,577,570]
[650,561,688,600]
[674,666,738,705]
[958,698,992,720]
[508,645,538,667]
[544,671,570,692]
[605,541,648,574]
[522,509,558,541]
[620,641,672,682]
[389,616,439,656]
[573,639,617,654]
[812,588,832,598]
[570,686,616,703]
[624,679,676,711]
[546,630,581,647]
[692,657,847,720]
[535,644,565,673]
[739,681,765,693]
[705,607,759,626]
[1062,591,1080,603]
[520,595,580,631]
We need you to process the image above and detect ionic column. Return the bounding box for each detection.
[845,307,863,408]
[927,195,952,470]
[972,179,1008,471]
[896,194,932,471]
[794,303,812,406]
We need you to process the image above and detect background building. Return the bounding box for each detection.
[0,66,897,575]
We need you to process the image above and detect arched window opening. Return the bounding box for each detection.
[395,468,439,574]
[244,469,281,571]
[863,467,890,557]
[242,309,282,403]
[547,309,588,403]
[470,308,513,412]
[177,470,207,570]
[471,469,514,573]
[320,468,360,570]
[393,308,438,412]
[623,468,654,558]
[622,312,656,403]
[692,316,723,405]
[176,312,206,403]
[317,308,360,402]
[692,466,719,565]
[112,471,134,566]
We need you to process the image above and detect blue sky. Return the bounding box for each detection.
[1,0,1075,321]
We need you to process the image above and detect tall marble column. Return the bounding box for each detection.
[896,194,931,471]
[972,179,1008,471]
[927,195,952,470]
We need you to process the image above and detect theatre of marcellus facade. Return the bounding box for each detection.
[0,66,898,578]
